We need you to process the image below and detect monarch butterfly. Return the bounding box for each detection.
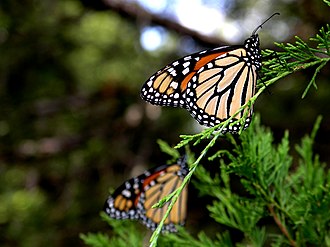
[141,13,279,133]
[104,156,189,232]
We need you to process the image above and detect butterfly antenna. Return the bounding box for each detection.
[252,12,280,35]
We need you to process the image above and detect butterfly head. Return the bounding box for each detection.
[177,155,189,177]
[244,34,262,70]
[245,13,279,70]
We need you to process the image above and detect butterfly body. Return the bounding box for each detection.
[104,156,189,232]
[141,34,261,133]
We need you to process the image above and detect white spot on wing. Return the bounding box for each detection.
[207,62,213,68]
[183,61,190,68]
[170,70,177,76]
[182,67,190,75]
[122,189,131,197]
[170,81,178,89]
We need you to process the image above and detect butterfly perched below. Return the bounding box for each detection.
[141,13,279,133]
[104,156,189,232]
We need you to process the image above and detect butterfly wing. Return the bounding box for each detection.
[138,161,188,232]
[104,156,189,232]
[104,173,146,220]
[185,47,258,131]
[140,55,197,108]
[140,47,236,108]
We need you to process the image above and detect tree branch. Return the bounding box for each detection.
[268,204,297,247]
[102,0,228,47]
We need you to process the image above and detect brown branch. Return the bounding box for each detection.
[268,204,297,247]
[102,0,229,48]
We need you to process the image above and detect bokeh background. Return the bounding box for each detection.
[0,0,329,246]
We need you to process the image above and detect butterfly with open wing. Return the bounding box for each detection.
[104,156,189,232]
[141,13,279,133]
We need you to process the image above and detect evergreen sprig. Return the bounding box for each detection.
[262,24,330,98]
[157,229,234,247]
[80,213,145,247]
[157,115,329,246]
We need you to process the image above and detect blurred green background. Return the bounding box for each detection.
[0,0,329,246]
